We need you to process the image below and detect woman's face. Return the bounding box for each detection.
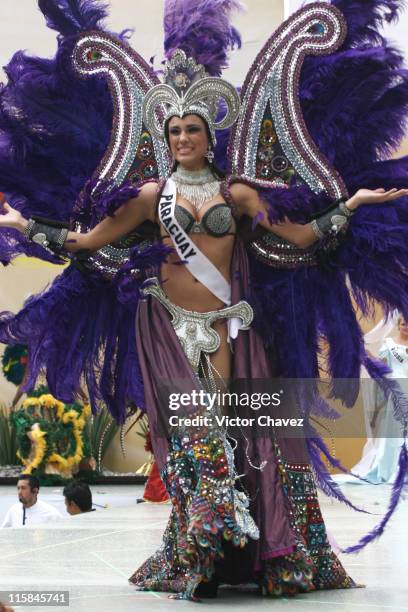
[399,316,408,335]
[167,114,209,170]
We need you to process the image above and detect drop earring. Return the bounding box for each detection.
[205,147,215,163]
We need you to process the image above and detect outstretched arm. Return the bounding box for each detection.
[230,183,408,248]
[0,182,158,253]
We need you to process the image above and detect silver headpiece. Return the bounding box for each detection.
[142,49,240,146]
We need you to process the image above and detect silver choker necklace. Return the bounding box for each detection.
[172,166,220,211]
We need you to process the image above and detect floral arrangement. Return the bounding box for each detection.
[1,344,121,478]
[11,390,92,478]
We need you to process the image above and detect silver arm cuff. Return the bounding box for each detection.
[311,201,354,239]
[339,200,354,217]
[24,219,69,252]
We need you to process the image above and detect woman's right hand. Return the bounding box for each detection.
[0,197,27,232]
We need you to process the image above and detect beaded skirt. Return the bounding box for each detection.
[129,434,355,599]
[129,276,356,600]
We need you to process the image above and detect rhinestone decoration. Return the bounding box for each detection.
[142,278,253,370]
[248,232,318,268]
[142,49,241,146]
[73,221,153,278]
[72,31,170,185]
[203,204,233,236]
[226,3,348,268]
[70,31,171,277]
[172,166,220,211]
[228,3,348,200]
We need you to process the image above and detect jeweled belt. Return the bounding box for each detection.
[142,278,253,370]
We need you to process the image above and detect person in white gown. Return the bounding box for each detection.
[347,315,408,484]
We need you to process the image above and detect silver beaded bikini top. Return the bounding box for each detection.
[164,203,235,237]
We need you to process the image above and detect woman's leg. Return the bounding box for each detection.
[209,319,232,379]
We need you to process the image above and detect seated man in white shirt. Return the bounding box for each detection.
[1,474,62,528]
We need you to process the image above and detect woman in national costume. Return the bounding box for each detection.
[1,0,408,601]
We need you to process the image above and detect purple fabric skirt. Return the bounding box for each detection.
[136,240,308,572]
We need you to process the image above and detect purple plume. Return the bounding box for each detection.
[308,426,382,485]
[0,250,160,422]
[343,441,408,553]
[300,2,408,184]
[0,0,126,265]
[364,356,408,429]
[71,179,141,227]
[334,194,408,326]
[333,0,402,47]
[163,0,242,76]
[307,436,373,514]
[115,243,173,306]
[38,0,108,35]
[0,242,168,422]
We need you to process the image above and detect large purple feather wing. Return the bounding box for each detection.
[241,0,408,547]
[237,0,408,389]
[0,0,112,264]
[0,0,165,422]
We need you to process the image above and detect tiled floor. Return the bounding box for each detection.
[0,483,407,611]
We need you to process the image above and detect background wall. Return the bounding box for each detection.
[0,0,406,471]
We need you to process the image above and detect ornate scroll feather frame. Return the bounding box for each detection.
[72,31,170,186]
[229,3,348,200]
[70,32,171,277]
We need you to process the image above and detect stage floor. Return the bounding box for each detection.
[0,483,407,611]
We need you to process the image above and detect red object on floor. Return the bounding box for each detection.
[143,460,169,503]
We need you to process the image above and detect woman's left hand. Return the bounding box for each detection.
[346,187,408,211]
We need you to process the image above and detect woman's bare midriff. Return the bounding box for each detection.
[156,196,237,379]
[159,234,235,310]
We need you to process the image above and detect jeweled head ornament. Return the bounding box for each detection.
[142,49,240,146]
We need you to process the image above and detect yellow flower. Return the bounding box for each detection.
[21,424,47,474]
[22,397,41,408]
